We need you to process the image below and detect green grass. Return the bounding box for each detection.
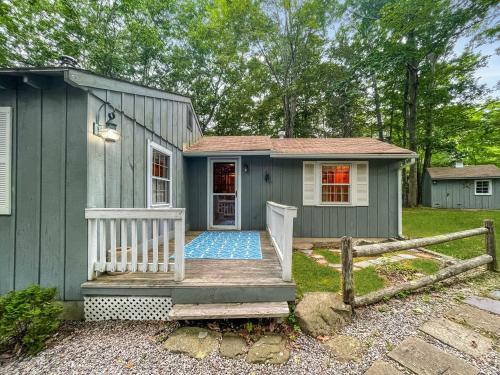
[313,249,341,264]
[293,252,340,297]
[292,252,385,298]
[403,208,500,268]
[408,259,440,275]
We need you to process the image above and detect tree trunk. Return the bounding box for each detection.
[283,94,296,137]
[406,31,419,208]
[420,53,437,204]
[372,75,384,141]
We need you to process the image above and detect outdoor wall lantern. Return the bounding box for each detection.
[93,102,120,142]
[244,164,249,173]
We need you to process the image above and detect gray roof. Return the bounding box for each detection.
[427,165,500,180]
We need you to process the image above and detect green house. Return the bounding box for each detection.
[0,67,416,320]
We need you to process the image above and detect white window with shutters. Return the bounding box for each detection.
[0,107,12,215]
[302,161,369,207]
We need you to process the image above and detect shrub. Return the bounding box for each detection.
[0,285,63,355]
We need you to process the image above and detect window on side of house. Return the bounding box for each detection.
[321,164,351,204]
[303,161,369,206]
[474,179,491,196]
[147,141,172,207]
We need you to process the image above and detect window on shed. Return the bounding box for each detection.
[187,107,193,131]
[148,141,172,207]
[474,180,491,195]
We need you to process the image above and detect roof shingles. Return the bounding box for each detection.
[184,136,414,156]
[427,165,500,179]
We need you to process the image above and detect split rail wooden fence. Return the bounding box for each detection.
[341,219,497,309]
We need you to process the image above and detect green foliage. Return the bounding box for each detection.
[0,0,497,175]
[0,285,63,355]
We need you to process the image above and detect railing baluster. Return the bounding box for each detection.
[121,219,127,272]
[152,219,158,272]
[88,219,98,280]
[110,219,116,272]
[163,219,169,271]
[131,219,138,272]
[85,209,185,276]
[99,219,106,272]
[142,219,148,272]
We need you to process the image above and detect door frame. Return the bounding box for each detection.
[207,156,241,230]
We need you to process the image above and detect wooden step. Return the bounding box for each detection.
[170,302,290,320]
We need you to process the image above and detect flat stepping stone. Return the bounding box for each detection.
[163,327,220,360]
[220,333,247,358]
[324,335,364,362]
[354,260,373,268]
[419,318,493,357]
[397,253,417,259]
[246,335,289,364]
[487,290,500,301]
[445,304,500,337]
[364,360,404,375]
[464,296,500,315]
[388,337,479,375]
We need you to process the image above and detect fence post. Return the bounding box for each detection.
[341,236,355,308]
[484,220,497,272]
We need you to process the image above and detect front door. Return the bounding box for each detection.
[209,158,240,230]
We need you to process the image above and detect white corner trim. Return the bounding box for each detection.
[147,140,173,208]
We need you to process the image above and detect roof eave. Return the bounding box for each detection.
[270,152,418,159]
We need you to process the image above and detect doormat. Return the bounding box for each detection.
[185,231,262,260]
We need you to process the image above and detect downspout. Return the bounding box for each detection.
[398,157,416,238]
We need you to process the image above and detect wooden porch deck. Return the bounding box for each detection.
[81,231,295,304]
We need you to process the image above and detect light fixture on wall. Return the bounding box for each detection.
[93,102,120,142]
[243,164,249,173]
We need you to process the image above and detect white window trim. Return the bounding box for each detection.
[303,161,369,207]
[318,163,353,206]
[147,140,173,208]
[474,179,492,196]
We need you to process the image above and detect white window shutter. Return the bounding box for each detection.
[0,107,12,215]
[353,162,369,206]
[303,162,317,205]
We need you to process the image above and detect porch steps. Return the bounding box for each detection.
[170,302,290,320]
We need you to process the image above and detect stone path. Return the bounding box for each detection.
[364,291,500,375]
[297,246,439,271]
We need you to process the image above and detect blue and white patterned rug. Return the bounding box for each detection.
[185,231,262,260]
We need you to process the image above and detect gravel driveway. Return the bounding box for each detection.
[1,271,498,375]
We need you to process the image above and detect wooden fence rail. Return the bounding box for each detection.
[341,219,497,309]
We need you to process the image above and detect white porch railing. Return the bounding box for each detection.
[266,201,297,282]
[85,208,185,282]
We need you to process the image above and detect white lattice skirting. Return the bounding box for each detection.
[84,296,173,321]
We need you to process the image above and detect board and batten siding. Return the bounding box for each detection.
[0,81,88,299]
[425,175,500,209]
[187,156,400,237]
[86,88,201,214]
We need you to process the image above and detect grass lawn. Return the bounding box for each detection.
[403,207,500,268]
[292,252,385,298]
[313,249,341,264]
[292,207,498,299]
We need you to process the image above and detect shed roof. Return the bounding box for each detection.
[184,136,416,159]
[427,165,500,180]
